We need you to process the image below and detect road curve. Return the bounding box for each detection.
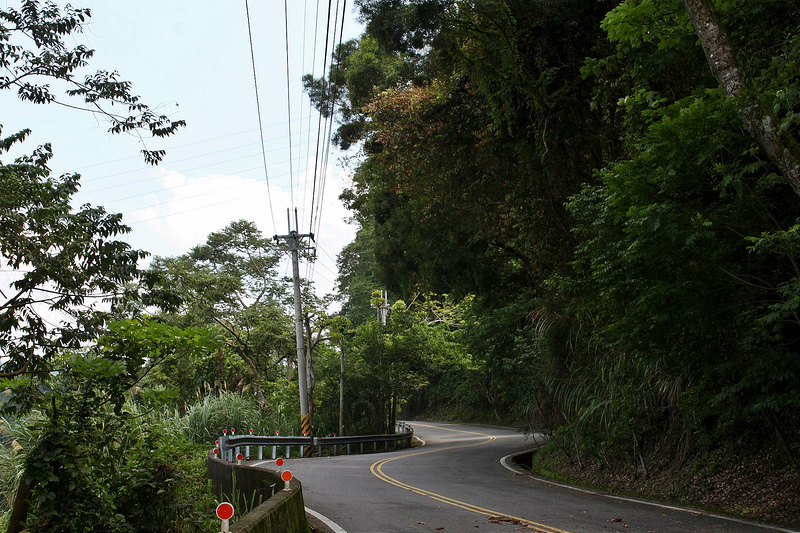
[263,421,796,533]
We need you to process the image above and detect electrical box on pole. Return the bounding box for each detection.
[274,209,314,455]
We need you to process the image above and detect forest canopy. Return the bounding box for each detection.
[320,0,800,469]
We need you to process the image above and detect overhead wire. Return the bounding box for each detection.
[78,124,320,200]
[302,0,339,288]
[73,127,262,176]
[244,0,277,234]
[301,0,323,229]
[311,0,348,244]
[98,155,304,209]
[284,0,296,214]
[128,188,273,226]
[308,0,336,239]
[297,0,308,220]
[306,0,349,291]
[304,0,335,284]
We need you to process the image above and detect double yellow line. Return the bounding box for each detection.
[369,423,572,533]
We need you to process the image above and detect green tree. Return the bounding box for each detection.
[1,0,185,381]
[327,0,800,479]
[1,135,147,380]
[1,3,198,529]
[8,320,219,533]
[0,1,184,164]
[147,221,294,403]
[548,0,800,466]
[335,222,383,326]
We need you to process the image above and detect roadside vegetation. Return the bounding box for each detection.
[1,0,799,531]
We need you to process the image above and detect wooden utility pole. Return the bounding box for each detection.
[274,209,314,453]
[339,336,345,436]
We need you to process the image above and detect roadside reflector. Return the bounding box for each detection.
[216,502,234,520]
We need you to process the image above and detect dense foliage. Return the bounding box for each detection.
[3,0,800,529]
[316,0,800,477]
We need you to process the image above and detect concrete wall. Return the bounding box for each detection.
[208,454,310,533]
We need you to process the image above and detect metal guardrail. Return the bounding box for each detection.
[215,422,414,462]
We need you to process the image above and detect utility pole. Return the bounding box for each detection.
[339,336,345,437]
[274,209,314,451]
[371,289,390,325]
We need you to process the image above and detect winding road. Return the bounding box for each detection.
[265,421,797,533]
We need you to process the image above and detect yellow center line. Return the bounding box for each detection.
[369,423,573,533]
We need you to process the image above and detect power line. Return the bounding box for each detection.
[72,127,262,175]
[306,1,351,293]
[78,127,320,197]
[308,0,335,238]
[311,0,348,246]
[245,0,277,234]
[298,0,309,217]
[301,0,323,229]
[284,0,295,212]
[127,188,272,225]
[304,0,341,285]
[97,159,301,208]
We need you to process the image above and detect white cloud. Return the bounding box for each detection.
[124,160,357,300]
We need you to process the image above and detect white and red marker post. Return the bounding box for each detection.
[216,502,234,533]
[221,430,230,461]
[281,469,293,491]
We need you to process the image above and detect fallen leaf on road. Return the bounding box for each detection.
[609,518,622,522]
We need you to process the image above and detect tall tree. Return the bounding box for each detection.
[681,0,800,195]
[147,221,294,401]
[0,0,185,381]
[1,3,187,528]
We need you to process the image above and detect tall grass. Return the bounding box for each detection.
[179,392,279,444]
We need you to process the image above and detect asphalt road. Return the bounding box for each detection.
[261,421,797,533]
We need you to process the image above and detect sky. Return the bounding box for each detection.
[2,0,364,300]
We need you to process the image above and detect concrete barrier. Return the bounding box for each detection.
[208,453,310,533]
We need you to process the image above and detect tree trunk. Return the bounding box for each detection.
[683,0,800,196]
[215,346,225,391]
[390,392,398,433]
[6,477,30,533]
